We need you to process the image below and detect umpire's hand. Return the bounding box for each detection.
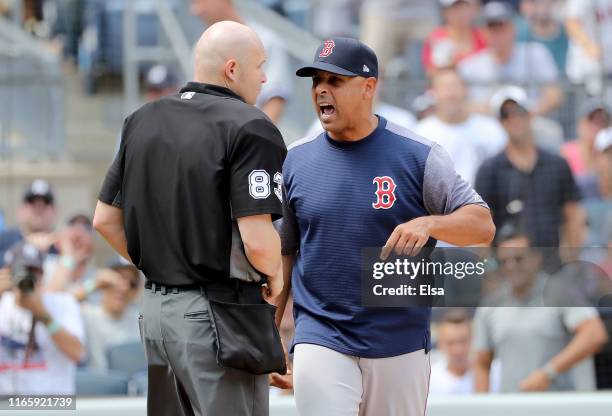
[262,266,283,303]
[380,217,433,260]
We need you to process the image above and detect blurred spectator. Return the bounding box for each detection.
[458,1,563,117]
[0,180,57,268]
[473,231,608,392]
[516,0,568,73]
[590,127,612,200]
[311,0,360,38]
[415,69,507,185]
[81,258,141,370]
[565,0,612,95]
[430,309,503,394]
[359,0,440,73]
[412,91,436,121]
[599,230,612,278]
[0,242,85,394]
[561,100,611,199]
[190,0,292,124]
[0,1,10,16]
[144,64,178,101]
[482,0,520,10]
[475,86,582,251]
[55,0,85,62]
[422,0,486,76]
[45,215,121,303]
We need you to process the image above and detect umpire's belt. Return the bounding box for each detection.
[144,279,262,303]
[144,278,286,375]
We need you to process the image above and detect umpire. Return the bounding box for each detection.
[93,21,287,416]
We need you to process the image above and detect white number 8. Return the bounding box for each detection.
[248,170,271,199]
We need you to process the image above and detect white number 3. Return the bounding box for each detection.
[248,170,282,201]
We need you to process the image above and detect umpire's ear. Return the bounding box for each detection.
[362,77,378,101]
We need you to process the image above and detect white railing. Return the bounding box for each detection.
[3,393,612,416]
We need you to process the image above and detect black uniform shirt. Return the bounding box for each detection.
[98,82,287,285]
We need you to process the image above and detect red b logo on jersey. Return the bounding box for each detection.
[372,176,397,209]
[319,40,336,58]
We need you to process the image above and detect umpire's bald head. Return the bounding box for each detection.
[194,21,267,105]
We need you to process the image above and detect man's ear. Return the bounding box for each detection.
[224,59,239,82]
[363,77,378,100]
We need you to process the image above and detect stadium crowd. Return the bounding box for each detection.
[0,0,611,399]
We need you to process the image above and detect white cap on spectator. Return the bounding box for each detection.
[490,85,530,118]
[595,127,612,152]
[440,0,470,7]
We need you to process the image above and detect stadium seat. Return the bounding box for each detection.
[106,342,147,378]
[76,369,130,396]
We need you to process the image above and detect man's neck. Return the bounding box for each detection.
[437,109,469,125]
[72,262,88,282]
[328,114,379,142]
[103,304,126,320]
[512,275,539,300]
[531,20,558,39]
[447,25,473,40]
[506,139,537,172]
[447,362,469,378]
[493,45,514,64]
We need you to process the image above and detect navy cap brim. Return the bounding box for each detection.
[296,62,358,77]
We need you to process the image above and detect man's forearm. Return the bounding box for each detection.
[274,254,295,327]
[566,19,600,57]
[39,315,84,363]
[474,350,493,392]
[428,205,495,246]
[244,230,281,278]
[534,86,563,116]
[563,203,585,248]
[547,319,608,375]
[93,201,131,261]
[474,365,491,393]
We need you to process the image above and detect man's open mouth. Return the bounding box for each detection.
[319,102,336,121]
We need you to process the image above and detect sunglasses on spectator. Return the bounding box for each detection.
[498,254,528,266]
[500,105,529,120]
[486,21,509,30]
[25,195,53,205]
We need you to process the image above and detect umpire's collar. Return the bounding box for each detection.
[180,82,245,103]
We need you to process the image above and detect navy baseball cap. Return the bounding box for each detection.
[23,179,54,204]
[296,37,378,79]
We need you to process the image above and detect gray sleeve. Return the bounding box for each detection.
[279,184,299,256]
[561,307,599,331]
[423,143,489,215]
[472,307,494,352]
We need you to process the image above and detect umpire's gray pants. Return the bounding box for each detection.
[139,285,268,416]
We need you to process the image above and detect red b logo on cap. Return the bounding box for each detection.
[319,40,336,58]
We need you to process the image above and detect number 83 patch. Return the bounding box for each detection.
[248,170,283,202]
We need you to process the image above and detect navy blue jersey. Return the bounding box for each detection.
[281,116,487,358]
